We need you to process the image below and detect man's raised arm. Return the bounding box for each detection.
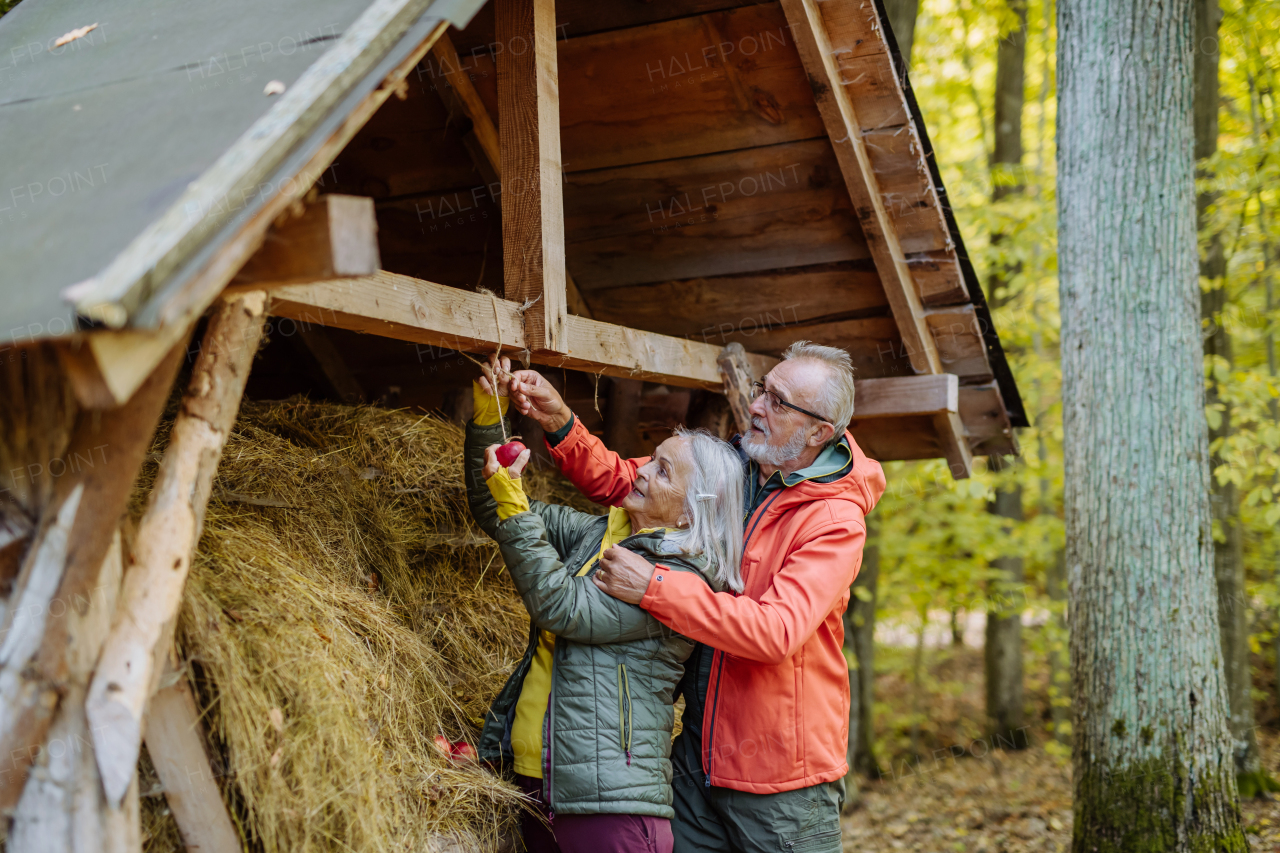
[503,366,648,507]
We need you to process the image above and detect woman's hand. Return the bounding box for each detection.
[483,444,532,479]
[478,354,513,398]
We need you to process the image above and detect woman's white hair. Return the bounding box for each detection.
[668,427,745,593]
[782,340,857,446]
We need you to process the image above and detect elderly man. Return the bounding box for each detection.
[502,341,885,853]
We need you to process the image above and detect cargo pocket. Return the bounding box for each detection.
[780,829,841,853]
[616,656,633,766]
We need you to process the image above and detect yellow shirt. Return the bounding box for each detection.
[510,506,632,777]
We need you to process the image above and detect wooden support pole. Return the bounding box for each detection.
[144,659,240,853]
[604,378,644,460]
[432,31,594,319]
[0,343,184,812]
[717,343,756,434]
[86,291,267,807]
[497,0,569,351]
[231,194,380,288]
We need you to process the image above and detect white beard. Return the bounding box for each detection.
[740,416,809,467]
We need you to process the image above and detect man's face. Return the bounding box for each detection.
[740,359,829,466]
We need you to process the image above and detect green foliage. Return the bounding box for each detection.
[868,0,1279,770]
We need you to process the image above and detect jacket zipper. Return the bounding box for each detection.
[616,658,633,766]
[705,489,783,788]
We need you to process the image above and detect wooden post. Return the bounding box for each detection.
[604,378,644,460]
[86,291,267,807]
[0,342,184,812]
[432,31,594,320]
[144,659,240,853]
[497,0,568,351]
[716,343,755,434]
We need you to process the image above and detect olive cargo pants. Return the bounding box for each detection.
[669,731,844,853]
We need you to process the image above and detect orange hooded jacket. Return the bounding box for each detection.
[547,418,886,794]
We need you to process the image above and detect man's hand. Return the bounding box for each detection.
[592,546,653,605]
[507,369,572,433]
[482,444,532,479]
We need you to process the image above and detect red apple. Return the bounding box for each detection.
[496,441,527,468]
[451,741,478,763]
[433,735,452,755]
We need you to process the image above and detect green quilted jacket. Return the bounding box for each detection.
[465,421,712,818]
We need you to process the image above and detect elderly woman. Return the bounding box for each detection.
[465,360,743,853]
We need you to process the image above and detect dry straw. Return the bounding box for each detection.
[137,398,600,853]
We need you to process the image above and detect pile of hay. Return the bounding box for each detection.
[138,398,600,853]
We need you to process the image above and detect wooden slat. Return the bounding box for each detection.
[854,374,956,419]
[780,0,970,478]
[558,5,824,172]
[565,138,871,288]
[231,195,380,287]
[959,381,1019,457]
[144,662,241,853]
[779,0,938,375]
[584,262,887,340]
[926,305,994,380]
[497,0,568,352]
[907,251,970,306]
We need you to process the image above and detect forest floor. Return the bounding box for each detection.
[841,643,1280,852]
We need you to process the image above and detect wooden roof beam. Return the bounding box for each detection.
[497,0,568,352]
[262,273,977,436]
[780,0,972,477]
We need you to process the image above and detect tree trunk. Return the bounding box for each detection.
[881,0,920,68]
[984,4,1029,749]
[1193,0,1264,793]
[1058,0,1246,847]
[843,516,879,798]
[1046,550,1071,745]
[992,0,1028,206]
[986,484,1027,748]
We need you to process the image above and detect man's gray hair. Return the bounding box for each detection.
[782,340,857,444]
[668,428,745,593]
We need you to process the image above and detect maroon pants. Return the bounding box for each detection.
[515,775,673,853]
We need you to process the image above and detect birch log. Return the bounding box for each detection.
[0,344,184,812]
[87,291,267,807]
[10,533,134,853]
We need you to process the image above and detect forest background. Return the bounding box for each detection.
[849,0,1280,805]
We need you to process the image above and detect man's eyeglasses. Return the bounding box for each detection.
[750,381,829,422]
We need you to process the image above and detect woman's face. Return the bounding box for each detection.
[620,436,694,531]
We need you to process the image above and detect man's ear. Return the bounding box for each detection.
[808,422,837,448]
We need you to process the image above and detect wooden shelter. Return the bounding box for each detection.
[0,0,1023,846]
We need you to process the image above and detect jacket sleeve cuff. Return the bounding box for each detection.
[547,415,594,459]
[544,413,576,448]
[639,563,674,610]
